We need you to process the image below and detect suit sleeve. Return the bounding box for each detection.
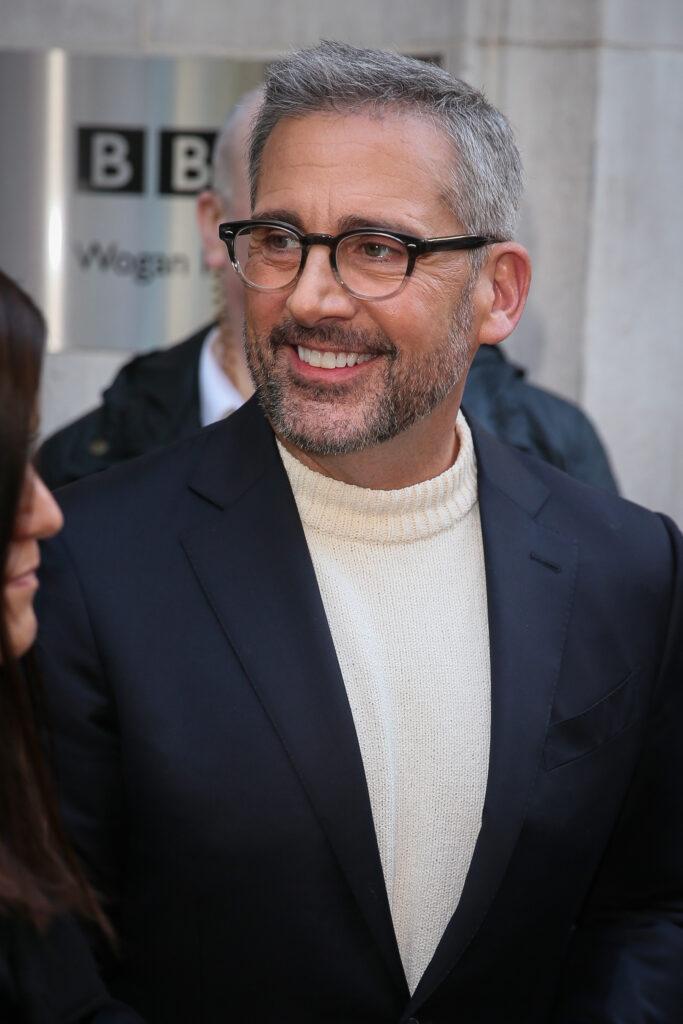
[36,530,125,928]
[552,514,683,1022]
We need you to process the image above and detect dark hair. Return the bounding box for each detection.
[0,268,110,934]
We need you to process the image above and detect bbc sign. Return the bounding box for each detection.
[77,127,217,196]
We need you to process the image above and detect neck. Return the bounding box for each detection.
[278,391,463,490]
[215,320,254,400]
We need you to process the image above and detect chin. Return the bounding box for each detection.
[276,396,368,453]
[6,606,38,660]
[281,411,399,456]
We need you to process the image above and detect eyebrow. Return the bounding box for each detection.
[252,209,306,230]
[337,214,419,236]
[251,209,421,238]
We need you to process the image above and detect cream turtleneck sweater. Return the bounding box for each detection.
[277,413,491,994]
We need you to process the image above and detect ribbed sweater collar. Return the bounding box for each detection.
[277,412,478,544]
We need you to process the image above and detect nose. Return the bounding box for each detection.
[14,466,64,542]
[285,244,357,327]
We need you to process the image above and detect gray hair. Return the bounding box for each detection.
[249,40,523,240]
[212,86,264,206]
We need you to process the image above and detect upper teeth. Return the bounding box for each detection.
[297,346,375,369]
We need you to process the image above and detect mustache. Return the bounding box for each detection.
[269,319,397,357]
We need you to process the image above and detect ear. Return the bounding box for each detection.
[475,243,531,347]
[196,190,230,271]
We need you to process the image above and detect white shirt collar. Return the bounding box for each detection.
[198,327,246,427]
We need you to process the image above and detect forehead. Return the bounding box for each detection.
[254,110,458,233]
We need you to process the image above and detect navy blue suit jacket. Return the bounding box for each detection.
[37,396,683,1023]
[0,915,144,1023]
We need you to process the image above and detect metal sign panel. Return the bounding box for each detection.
[0,50,266,352]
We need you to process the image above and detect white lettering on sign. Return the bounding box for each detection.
[91,133,134,189]
[171,135,211,192]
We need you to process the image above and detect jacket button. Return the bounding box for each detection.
[88,438,110,456]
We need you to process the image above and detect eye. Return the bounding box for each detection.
[263,230,300,253]
[349,234,406,263]
[362,241,393,259]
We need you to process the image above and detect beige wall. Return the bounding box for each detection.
[4,0,683,520]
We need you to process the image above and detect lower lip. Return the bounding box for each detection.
[285,345,380,382]
[6,571,39,590]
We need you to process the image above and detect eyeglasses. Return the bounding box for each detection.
[218,219,500,301]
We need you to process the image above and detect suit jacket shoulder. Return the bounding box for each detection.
[473,424,681,722]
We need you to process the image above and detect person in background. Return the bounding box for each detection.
[37,90,261,491]
[464,344,617,488]
[38,90,617,494]
[0,269,143,1023]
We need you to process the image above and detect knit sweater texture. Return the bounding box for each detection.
[277,413,491,994]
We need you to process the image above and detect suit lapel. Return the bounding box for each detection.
[179,402,578,1006]
[410,424,579,1010]
[179,399,406,993]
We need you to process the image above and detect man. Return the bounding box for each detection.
[38,42,681,1023]
[38,95,617,493]
[37,90,261,490]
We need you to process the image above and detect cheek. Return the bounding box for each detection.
[245,292,284,335]
[412,268,466,313]
[371,285,453,352]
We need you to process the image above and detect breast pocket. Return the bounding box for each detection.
[543,668,644,771]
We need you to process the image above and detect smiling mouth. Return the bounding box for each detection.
[295,345,377,369]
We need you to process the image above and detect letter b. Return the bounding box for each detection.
[159,130,216,196]
[92,133,133,189]
[171,135,211,192]
[77,127,145,194]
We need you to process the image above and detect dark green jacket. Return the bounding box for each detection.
[463,345,617,492]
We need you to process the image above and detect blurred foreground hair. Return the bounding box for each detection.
[0,268,111,937]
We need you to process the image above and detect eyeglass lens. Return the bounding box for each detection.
[233,225,410,299]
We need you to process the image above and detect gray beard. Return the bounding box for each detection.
[244,283,475,456]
